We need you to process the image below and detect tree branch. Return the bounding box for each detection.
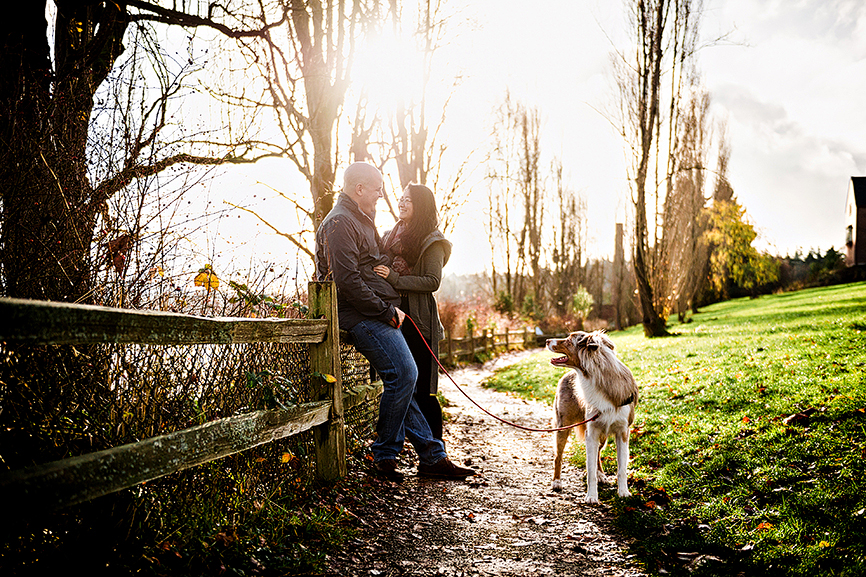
[94,152,259,200]
[125,1,288,38]
[224,201,314,258]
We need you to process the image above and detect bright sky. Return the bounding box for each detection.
[437,0,866,274]
[207,0,866,280]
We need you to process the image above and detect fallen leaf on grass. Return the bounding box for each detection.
[783,407,817,425]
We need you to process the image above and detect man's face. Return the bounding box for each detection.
[356,174,384,216]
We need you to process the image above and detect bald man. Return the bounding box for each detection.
[315,162,474,481]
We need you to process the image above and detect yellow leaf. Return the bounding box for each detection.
[819,541,831,548]
[281,452,293,464]
[194,265,220,290]
[322,373,337,383]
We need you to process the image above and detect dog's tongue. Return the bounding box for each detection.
[550,356,568,366]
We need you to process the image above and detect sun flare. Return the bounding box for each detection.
[352,31,426,114]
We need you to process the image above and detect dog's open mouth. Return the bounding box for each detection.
[550,355,569,367]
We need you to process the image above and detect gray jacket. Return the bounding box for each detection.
[382,227,452,393]
[315,193,399,331]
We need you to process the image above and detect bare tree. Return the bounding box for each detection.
[346,0,472,235]
[486,92,521,301]
[612,0,710,336]
[516,105,544,307]
[612,0,668,336]
[550,158,587,316]
[484,93,550,314]
[659,89,712,321]
[227,0,374,237]
[0,1,286,303]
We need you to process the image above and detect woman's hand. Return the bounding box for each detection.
[373,265,391,279]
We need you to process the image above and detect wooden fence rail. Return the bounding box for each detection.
[0,282,377,515]
[0,285,539,516]
[439,327,535,365]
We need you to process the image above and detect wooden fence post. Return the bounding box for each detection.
[308,281,346,481]
[483,329,490,357]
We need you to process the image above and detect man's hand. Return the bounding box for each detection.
[390,307,406,328]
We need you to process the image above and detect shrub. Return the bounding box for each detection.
[493,290,515,316]
[570,286,594,322]
[438,295,524,338]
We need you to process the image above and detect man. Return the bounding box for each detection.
[315,161,475,482]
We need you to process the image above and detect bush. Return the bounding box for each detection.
[493,291,515,316]
[570,286,594,321]
[438,296,524,338]
[520,292,544,322]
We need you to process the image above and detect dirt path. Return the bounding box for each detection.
[326,350,647,577]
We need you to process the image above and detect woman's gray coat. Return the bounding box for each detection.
[382,228,452,394]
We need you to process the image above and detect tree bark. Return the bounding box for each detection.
[0,2,126,301]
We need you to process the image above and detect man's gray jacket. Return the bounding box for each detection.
[315,193,400,331]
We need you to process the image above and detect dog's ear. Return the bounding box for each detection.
[599,332,615,351]
[571,331,590,347]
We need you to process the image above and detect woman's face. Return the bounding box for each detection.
[397,189,414,222]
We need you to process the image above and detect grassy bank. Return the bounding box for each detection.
[482,282,866,576]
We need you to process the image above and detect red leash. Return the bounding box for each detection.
[404,315,598,433]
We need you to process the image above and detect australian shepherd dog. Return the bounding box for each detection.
[546,331,639,503]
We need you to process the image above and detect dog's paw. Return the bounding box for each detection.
[551,479,563,492]
[618,487,631,498]
[597,472,613,485]
[584,492,600,504]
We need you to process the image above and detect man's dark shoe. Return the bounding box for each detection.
[417,458,476,479]
[374,459,404,482]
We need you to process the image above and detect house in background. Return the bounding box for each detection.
[845,176,866,267]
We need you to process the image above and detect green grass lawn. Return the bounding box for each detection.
[482,282,866,577]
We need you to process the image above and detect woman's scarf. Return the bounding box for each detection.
[385,221,412,275]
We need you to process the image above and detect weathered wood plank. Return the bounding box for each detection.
[0,297,328,345]
[0,401,331,514]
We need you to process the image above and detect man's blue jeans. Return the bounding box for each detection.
[349,319,447,466]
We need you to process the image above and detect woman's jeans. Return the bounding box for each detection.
[349,319,447,466]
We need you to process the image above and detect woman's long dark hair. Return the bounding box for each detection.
[401,183,438,267]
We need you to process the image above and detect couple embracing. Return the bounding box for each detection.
[315,162,475,482]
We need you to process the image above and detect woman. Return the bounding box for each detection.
[374,183,450,440]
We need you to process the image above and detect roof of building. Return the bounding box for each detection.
[852,177,866,207]
[851,176,866,208]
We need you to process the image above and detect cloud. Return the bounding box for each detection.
[736,0,866,52]
[711,84,862,253]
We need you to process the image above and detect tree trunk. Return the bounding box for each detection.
[0,2,126,302]
[629,0,669,337]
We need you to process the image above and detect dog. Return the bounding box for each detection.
[546,330,638,503]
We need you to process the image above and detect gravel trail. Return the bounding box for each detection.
[325,349,647,577]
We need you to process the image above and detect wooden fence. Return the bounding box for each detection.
[0,281,381,516]
[0,283,539,517]
[439,327,536,365]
